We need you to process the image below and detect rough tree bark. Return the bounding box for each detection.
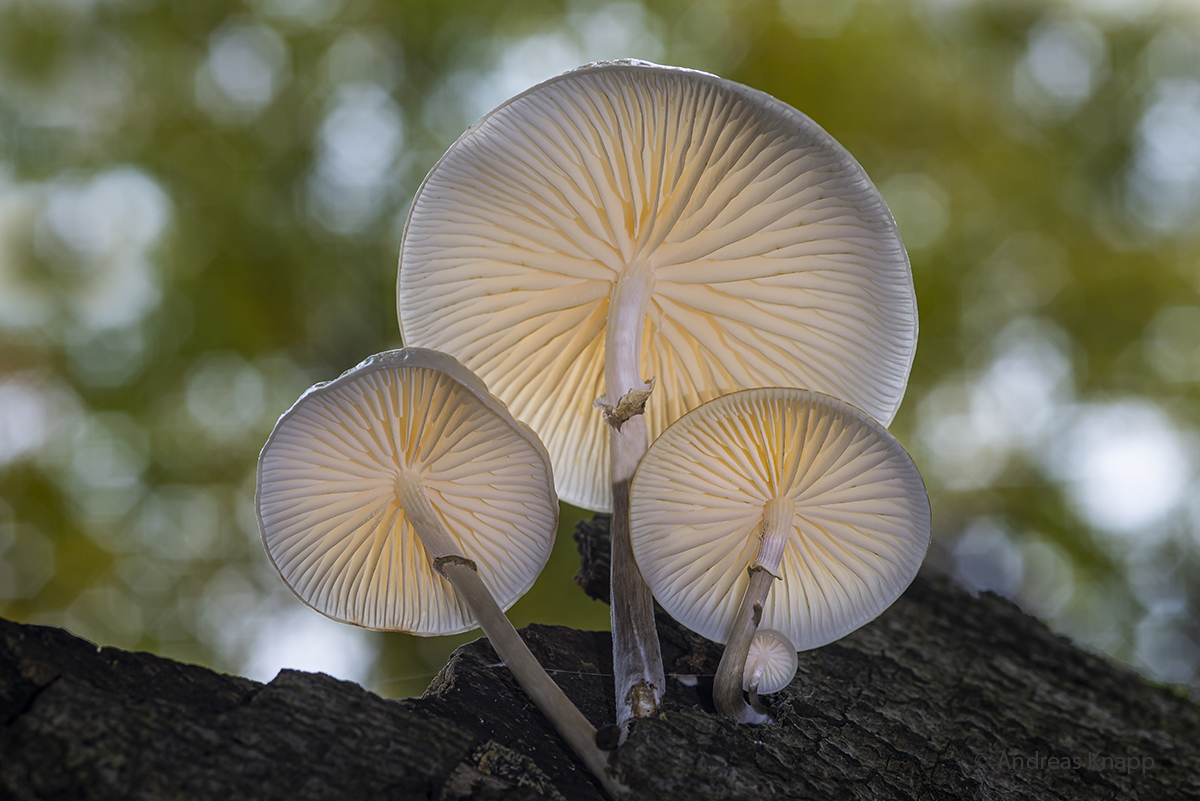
[2,515,1197,800]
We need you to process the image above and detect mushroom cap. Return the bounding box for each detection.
[398,60,917,512]
[744,629,799,694]
[256,347,558,636]
[629,387,930,651]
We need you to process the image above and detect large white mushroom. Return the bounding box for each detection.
[398,60,917,726]
[629,387,930,724]
[256,348,625,796]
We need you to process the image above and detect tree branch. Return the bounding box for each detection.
[1,515,1197,800]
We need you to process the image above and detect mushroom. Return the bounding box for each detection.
[743,629,798,720]
[629,387,930,724]
[398,60,917,725]
[256,347,625,796]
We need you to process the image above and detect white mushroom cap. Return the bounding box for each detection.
[629,387,930,651]
[744,629,798,694]
[398,60,917,512]
[256,348,558,636]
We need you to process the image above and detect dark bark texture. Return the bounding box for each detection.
[2,514,1198,800]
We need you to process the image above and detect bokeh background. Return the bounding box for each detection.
[2,0,1199,700]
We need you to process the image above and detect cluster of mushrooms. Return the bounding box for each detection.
[256,61,931,797]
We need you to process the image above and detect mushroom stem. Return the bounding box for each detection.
[713,567,775,724]
[602,261,665,729]
[609,443,662,726]
[713,496,794,724]
[435,557,628,798]
[397,474,627,797]
[747,677,767,717]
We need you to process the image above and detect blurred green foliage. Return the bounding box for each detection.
[1,0,1198,698]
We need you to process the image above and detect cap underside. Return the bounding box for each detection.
[399,62,916,512]
[744,629,799,694]
[257,355,557,635]
[630,387,930,651]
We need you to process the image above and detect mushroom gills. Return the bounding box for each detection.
[256,348,627,797]
[628,387,931,727]
[743,629,799,717]
[398,60,920,729]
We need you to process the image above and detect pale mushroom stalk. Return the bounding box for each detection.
[396,473,627,798]
[712,496,794,724]
[746,676,768,716]
[744,676,763,714]
[744,657,772,719]
[600,260,665,727]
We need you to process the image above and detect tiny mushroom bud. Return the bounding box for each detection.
[256,347,625,797]
[398,60,918,726]
[630,387,930,724]
[743,629,798,720]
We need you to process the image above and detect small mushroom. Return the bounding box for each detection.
[256,347,625,796]
[743,629,798,720]
[629,387,930,724]
[398,60,918,725]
